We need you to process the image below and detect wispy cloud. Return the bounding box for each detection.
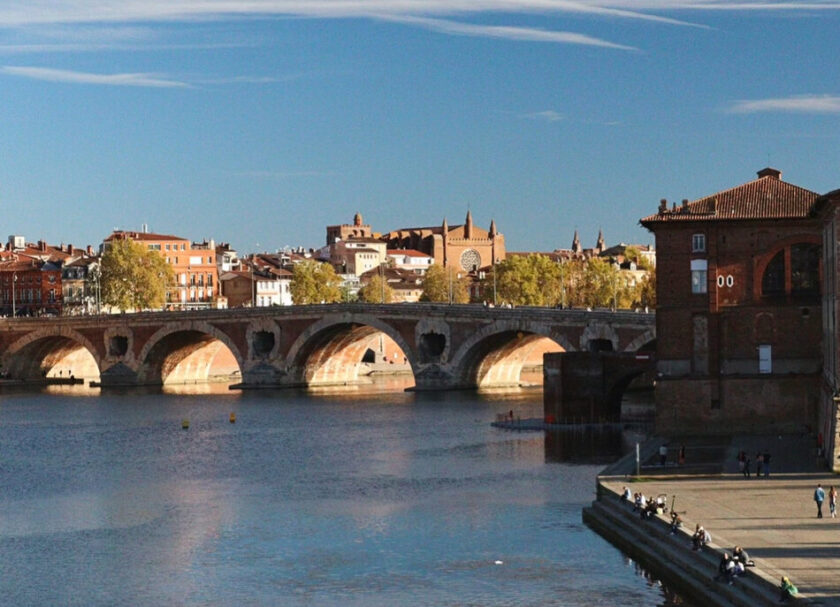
[521,110,565,122]
[728,94,840,114]
[1,65,189,87]
[382,15,638,49]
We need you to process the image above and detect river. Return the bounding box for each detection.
[0,382,691,606]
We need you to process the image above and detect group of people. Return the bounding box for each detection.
[736,450,772,478]
[691,523,712,551]
[813,483,838,519]
[715,546,754,584]
[620,486,668,520]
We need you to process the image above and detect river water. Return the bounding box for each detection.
[0,383,690,606]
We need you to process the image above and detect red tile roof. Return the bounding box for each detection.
[640,169,819,226]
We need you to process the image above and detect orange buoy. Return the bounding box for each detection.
[182,419,190,430]
[229,412,236,424]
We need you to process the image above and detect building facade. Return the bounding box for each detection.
[104,230,220,310]
[641,168,822,434]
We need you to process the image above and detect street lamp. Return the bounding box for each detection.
[11,273,17,317]
[493,258,498,306]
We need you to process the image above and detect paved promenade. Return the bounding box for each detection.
[601,434,840,605]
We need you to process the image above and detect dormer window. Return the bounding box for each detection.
[692,233,706,253]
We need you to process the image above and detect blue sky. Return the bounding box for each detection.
[1,1,840,255]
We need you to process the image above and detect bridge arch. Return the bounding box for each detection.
[285,314,417,387]
[2,326,102,381]
[624,328,657,353]
[449,320,574,389]
[136,321,246,386]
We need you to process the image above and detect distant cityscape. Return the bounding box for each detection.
[0,211,654,316]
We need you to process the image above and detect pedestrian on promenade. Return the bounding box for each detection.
[815,483,826,518]
[737,450,745,474]
[763,451,771,477]
[743,455,751,478]
[755,452,763,477]
[830,486,837,518]
[678,444,686,465]
[659,444,668,466]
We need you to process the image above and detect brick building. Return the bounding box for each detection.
[104,230,220,310]
[814,189,840,469]
[383,211,505,271]
[640,168,822,434]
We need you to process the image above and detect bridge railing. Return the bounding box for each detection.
[0,302,655,327]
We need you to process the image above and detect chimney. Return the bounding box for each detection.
[681,199,689,212]
[67,244,74,255]
[757,167,782,180]
[87,245,94,256]
[659,199,668,213]
[39,240,47,252]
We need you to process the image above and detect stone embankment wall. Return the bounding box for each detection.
[583,479,802,606]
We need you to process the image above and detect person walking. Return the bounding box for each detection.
[755,452,763,477]
[763,451,771,477]
[815,483,826,518]
[830,486,837,518]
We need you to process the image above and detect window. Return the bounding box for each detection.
[761,251,785,296]
[692,233,706,252]
[791,243,820,294]
[691,259,707,294]
[761,243,821,298]
[758,345,772,374]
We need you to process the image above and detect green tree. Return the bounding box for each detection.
[496,254,562,306]
[290,261,342,304]
[420,264,469,303]
[637,270,656,308]
[101,237,174,312]
[358,273,395,303]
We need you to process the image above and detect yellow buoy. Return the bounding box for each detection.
[182,419,190,430]
[229,412,236,424]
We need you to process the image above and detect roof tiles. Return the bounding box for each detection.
[640,170,819,226]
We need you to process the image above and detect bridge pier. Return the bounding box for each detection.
[543,352,655,424]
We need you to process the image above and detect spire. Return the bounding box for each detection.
[596,229,605,253]
[465,209,473,239]
[442,216,449,232]
[353,212,363,227]
[489,219,497,237]
[572,230,582,254]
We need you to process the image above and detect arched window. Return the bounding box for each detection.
[761,251,785,296]
[760,242,820,299]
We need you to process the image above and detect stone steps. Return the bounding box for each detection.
[584,489,802,606]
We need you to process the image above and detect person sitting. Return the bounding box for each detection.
[732,545,754,569]
[716,553,736,585]
[780,576,798,602]
[620,486,631,503]
[692,524,710,551]
[633,492,642,512]
[669,511,682,534]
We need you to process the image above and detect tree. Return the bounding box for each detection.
[290,261,342,304]
[358,273,394,303]
[420,264,469,303]
[101,237,174,312]
[495,254,562,306]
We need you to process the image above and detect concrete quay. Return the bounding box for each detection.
[585,434,838,606]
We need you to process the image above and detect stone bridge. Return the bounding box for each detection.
[0,304,655,391]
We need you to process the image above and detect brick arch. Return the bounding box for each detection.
[448,320,574,388]
[752,233,821,299]
[2,326,103,380]
[624,328,657,353]
[136,321,246,385]
[284,314,418,386]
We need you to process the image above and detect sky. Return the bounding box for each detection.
[1,1,840,255]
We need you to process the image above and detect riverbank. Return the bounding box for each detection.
[585,434,835,605]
